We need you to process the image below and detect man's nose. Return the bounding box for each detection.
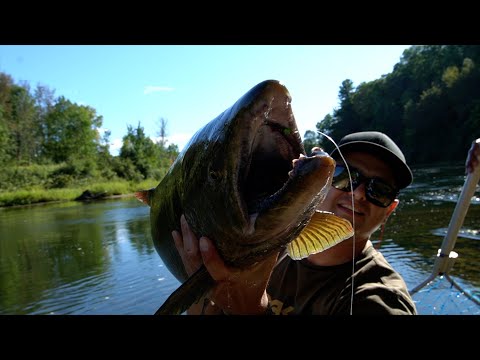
[351,181,367,201]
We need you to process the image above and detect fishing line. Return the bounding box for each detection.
[316,131,356,316]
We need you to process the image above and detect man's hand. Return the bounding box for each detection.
[466,138,480,174]
[172,214,278,315]
[172,214,216,314]
[198,236,278,315]
[172,214,203,277]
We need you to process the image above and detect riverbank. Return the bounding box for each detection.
[0,178,158,208]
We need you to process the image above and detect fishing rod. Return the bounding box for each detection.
[409,158,480,295]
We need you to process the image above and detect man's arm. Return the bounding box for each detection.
[465,138,480,174]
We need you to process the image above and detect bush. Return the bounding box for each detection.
[0,164,60,192]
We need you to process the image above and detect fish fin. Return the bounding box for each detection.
[134,188,155,206]
[155,265,216,315]
[286,211,354,260]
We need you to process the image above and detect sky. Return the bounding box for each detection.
[0,45,411,155]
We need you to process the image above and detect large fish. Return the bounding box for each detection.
[136,79,353,315]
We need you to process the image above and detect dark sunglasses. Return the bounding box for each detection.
[332,164,399,208]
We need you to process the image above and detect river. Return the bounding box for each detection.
[0,163,479,315]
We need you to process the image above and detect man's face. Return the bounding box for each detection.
[317,151,399,241]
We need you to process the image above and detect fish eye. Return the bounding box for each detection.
[208,159,224,182]
[209,170,221,181]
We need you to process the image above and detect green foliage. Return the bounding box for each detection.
[42,96,102,163]
[112,157,144,182]
[311,45,480,166]
[0,106,10,164]
[0,70,180,207]
[119,122,170,179]
[0,187,79,207]
[0,164,54,191]
[0,178,159,207]
[442,66,460,88]
[9,84,39,164]
[46,158,98,189]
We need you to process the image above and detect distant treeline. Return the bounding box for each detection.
[0,72,179,192]
[303,45,480,165]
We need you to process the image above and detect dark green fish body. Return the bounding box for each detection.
[136,80,353,314]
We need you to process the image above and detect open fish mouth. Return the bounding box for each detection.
[240,106,304,219]
[232,90,335,244]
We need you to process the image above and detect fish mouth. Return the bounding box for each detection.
[242,148,334,239]
[230,81,336,246]
[238,93,305,218]
[243,121,303,216]
[236,84,306,229]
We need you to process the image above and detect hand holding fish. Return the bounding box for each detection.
[198,236,278,315]
[173,214,278,315]
[465,138,480,175]
[172,215,204,277]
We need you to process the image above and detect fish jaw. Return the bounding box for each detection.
[253,153,335,233]
[222,153,336,267]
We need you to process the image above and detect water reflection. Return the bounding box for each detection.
[386,164,480,291]
[0,163,479,315]
[0,198,180,315]
[431,228,480,240]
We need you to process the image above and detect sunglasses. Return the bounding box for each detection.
[332,164,399,208]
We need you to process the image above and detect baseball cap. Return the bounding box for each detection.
[329,131,413,189]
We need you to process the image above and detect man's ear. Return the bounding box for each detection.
[386,198,399,218]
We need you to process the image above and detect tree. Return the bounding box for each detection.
[0,73,15,164]
[315,114,339,152]
[9,83,38,164]
[119,122,159,179]
[33,84,56,163]
[42,96,102,164]
[332,79,363,136]
[97,129,116,179]
[302,130,318,155]
[0,106,9,164]
[156,117,168,147]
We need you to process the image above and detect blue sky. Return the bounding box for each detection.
[0,45,411,155]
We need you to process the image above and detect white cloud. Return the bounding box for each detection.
[143,86,174,95]
[109,133,193,156]
[154,133,193,152]
[97,127,109,136]
[109,138,123,156]
[166,133,193,152]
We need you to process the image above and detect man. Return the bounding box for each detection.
[171,133,478,315]
[265,131,415,315]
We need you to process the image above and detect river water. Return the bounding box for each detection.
[0,164,479,315]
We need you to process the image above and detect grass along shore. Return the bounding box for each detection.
[0,179,159,208]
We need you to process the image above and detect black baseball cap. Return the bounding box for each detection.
[329,131,413,189]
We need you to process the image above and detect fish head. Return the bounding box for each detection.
[178,80,340,266]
